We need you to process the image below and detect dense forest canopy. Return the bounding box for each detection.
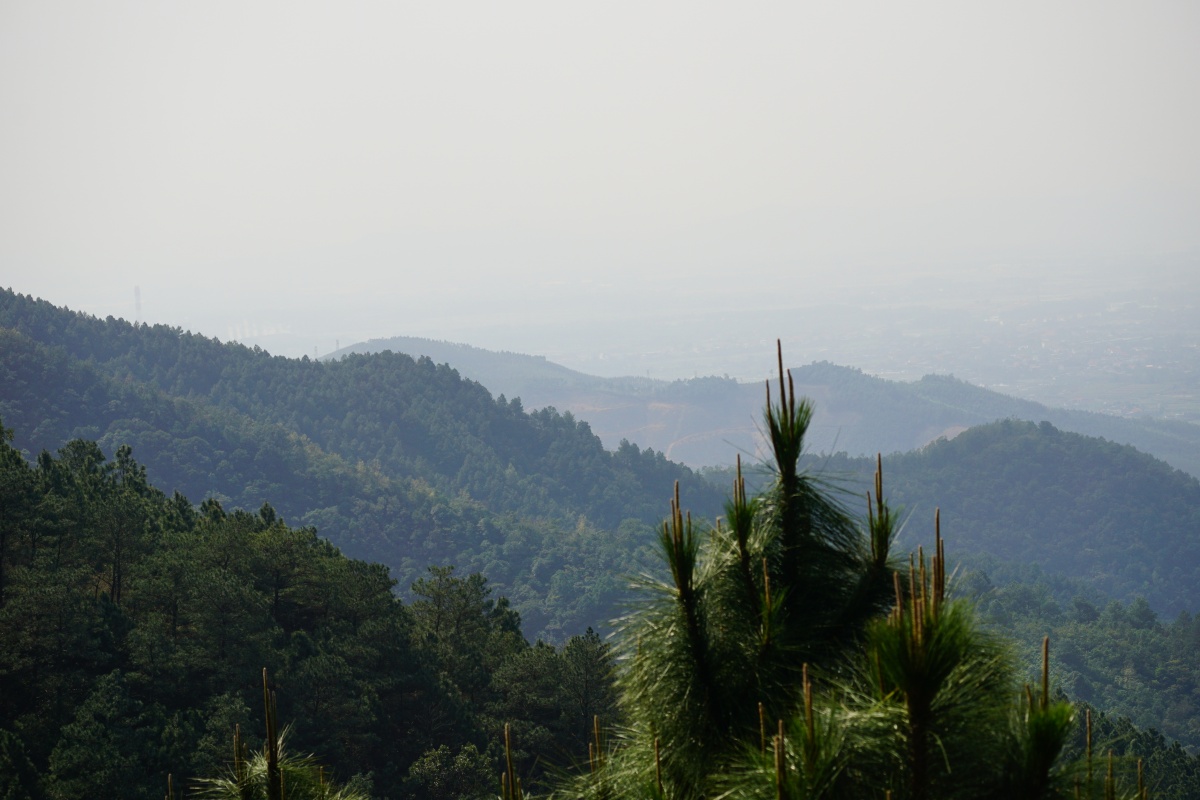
[962,554,1200,752]
[3,289,1200,796]
[2,418,1199,797]
[0,289,723,529]
[701,419,1200,616]
[334,334,1200,478]
[0,288,728,640]
[0,424,618,798]
[4,287,1199,625]
[551,359,1200,799]
[877,420,1200,614]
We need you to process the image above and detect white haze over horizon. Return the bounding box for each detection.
[2,2,1198,379]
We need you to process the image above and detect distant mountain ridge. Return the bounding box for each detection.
[788,421,1200,616]
[331,336,1200,478]
[0,289,724,638]
[4,288,1200,628]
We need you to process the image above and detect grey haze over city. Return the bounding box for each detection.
[2,2,1197,412]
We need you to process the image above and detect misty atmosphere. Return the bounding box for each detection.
[2,2,1199,798]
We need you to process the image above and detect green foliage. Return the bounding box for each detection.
[865,601,1016,799]
[0,728,41,800]
[188,668,375,800]
[44,671,170,800]
[411,566,527,707]
[4,294,1200,795]
[192,727,371,800]
[404,744,495,800]
[705,420,1200,616]
[554,350,899,798]
[998,697,1077,799]
[0,288,724,640]
[0,425,634,796]
[964,561,1200,754]
[0,433,464,795]
[558,629,620,754]
[551,349,1154,799]
[1061,706,1200,800]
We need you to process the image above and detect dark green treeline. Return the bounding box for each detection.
[0,421,616,799]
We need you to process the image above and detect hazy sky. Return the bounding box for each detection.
[2,1,1198,367]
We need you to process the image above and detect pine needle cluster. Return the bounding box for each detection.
[548,343,1149,800]
[191,670,371,800]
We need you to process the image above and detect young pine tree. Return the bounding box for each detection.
[550,344,1135,800]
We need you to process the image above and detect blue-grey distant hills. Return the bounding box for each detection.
[329,336,1200,478]
[3,289,1200,625]
[0,289,723,639]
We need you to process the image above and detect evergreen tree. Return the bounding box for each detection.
[192,670,371,800]
[551,344,1141,800]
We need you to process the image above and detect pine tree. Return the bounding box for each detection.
[550,343,1142,800]
[192,669,371,800]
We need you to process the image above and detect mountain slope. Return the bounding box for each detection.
[0,289,728,638]
[334,334,1200,616]
[332,336,1200,477]
[6,289,1200,625]
[0,289,721,529]
[758,420,1200,616]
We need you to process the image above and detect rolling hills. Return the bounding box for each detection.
[331,335,1200,478]
[0,289,726,638]
[792,421,1200,616]
[3,287,1200,626]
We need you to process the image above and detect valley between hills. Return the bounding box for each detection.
[3,287,1200,796]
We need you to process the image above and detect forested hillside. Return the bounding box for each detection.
[0,290,720,529]
[4,288,1200,627]
[962,556,1200,752]
[870,420,1200,616]
[338,336,1200,477]
[701,421,1200,616]
[548,369,1200,800]
[327,335,651,397]
[4,298,1200,795]
[5,415,1199,798]
[0,289,725,638]
[0,429,617,798]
